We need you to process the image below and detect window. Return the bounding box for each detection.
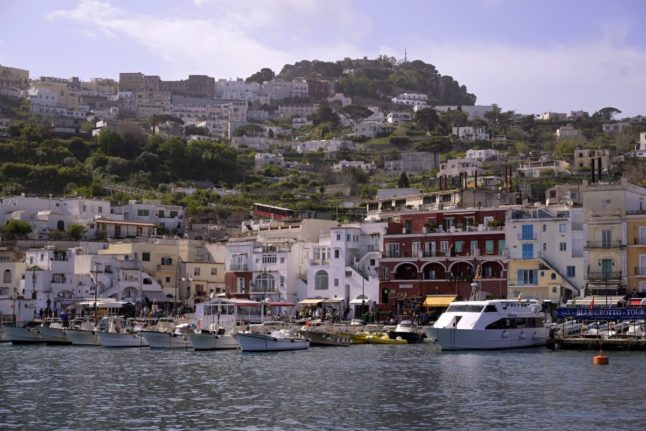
[566,266,576,277]
[543,243,547,252]
[454,241,463,253]
[315,270,329,290]
[521,225,534,240]
[194,267,201,276]
[142,252,150,262]
[237,277,246,293]
[559,224,567,233]
[559,242,567,251]
[517,269,538,285]
[336,233,341,240]
[252,273,275,293]
[3,269,11,283]
[522,244,534,259]
[485,240,494,254]
[440,241,449,252]
[262,254,277,264]
[470,240,478,255]
[161,257,172,266]
[137,209,150,216]
[165,277,171,283]
[602,230,612,247]
[211,268,217,276]
[542,224,546,232]
[334,249,340,259]
[498,240,505,254]
[334,278,339,287]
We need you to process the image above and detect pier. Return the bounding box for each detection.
[548,336,646,351]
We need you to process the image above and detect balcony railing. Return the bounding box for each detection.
[517,233,538,240]
[589,208,622,218]
[229,264,248,272]
[585,240,623,249]
[587,271,622,280]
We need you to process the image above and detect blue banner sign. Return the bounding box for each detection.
[557,307,646,320]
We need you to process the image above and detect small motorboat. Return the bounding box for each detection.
[366,333,408,345]
[188,327,239,351]
[237,328,309,352]
[5,321,45,345]
[387,320,426,344]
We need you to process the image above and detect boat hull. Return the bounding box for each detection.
[39,326,72,345]
[387,330,426,344]
[367,334,408,345]
[65,329,102,346]
[188,332,239,350]
[99,332,149,348]
[5,326,45,345]
[434,327,549,351]
[142,331,192,350]
[301,331,351,346]
[237,332,309,352]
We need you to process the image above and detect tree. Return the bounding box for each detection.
[246,67,275,84]
[339,105,373,128]
[593,107,622,123]
[148,114,184,135]
[67,223,87,241]
[414,108,439,132]
[398,172,410,188]
[0,220,32,239]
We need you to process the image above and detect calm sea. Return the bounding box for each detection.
[0,342,644,431]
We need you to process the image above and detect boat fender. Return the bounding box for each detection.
[501,330,508,338]
[519,331,525,339]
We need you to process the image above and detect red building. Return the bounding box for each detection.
[378,208,508,317]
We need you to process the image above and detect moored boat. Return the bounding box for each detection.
[432,299,548,350]
[142,322,194,350]
[188,327,239,351]
[367,333,408,345]
[387,320,426,344]
[39,321,72,345]
[5,321,45,345]
[237,328,309,352]
[98,317,149,348]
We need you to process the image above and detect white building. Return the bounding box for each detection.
[438,158,484,178]
[386,112,412,124]
[452,126,490,142]
[434,105,494,121]
[214,79,261,102]
[261,79,308,102]
[110,200,184,235]
[255,152,286,170]
[391,93,428,108]
[602,122,631,134]
[505,205,585,301]
[0,196,110,239]
[535,112,568,121]
[517,160,570,177]
[277,104,319,118]
[555,124,581,139]
[466,148,500,161]
[353,120,384,138]
[332,160,375,173]
[293,138,356,154]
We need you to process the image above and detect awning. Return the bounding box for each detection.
[423,295,457,307]
[297,298,344,305]
[566,296,626,307]
[268,301,295,307]
[350,295,371,305]
[144,290,172,302]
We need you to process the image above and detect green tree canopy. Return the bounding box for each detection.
[1,220,32,239]
[246,67,275,84]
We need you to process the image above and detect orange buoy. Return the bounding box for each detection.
[594,351,609,365]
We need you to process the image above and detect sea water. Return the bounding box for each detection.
[0,343,644,430]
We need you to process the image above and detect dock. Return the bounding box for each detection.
[548,336,646,351]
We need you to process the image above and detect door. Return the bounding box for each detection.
[412,242,421,257]
[430,241,436,257]
[639,227,646,245]
[601,259,613,279]
[640,255,646,276]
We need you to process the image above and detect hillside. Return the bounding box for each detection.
[274,56,476,106]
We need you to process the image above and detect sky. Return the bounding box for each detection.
[1,0,645,116]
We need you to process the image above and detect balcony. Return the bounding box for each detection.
[517,233,538,240]
[229,264,248,272]
[585,240,623,249]
[589,208,621,218]
[587,271,622,281]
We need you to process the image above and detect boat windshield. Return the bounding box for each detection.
[446,304,484,313]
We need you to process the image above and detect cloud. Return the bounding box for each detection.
[381,39,646,116]
[47,0,369,79]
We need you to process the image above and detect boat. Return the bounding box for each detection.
[5,321,45,345]
[39,320,72,345]
[98,317,149,348]
[366,333,408,345]
[65,319,102,346]
[299,320,351,346]
[432,299,549,350]
[387,320,426,344]
[188,327,239,351]
[142,321,194,350]
[237,327,310,352]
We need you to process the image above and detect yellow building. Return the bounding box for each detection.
[0,248,27,320]
[0,64,29,90]
[507,259,563,302]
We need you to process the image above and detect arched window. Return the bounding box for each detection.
[3,269,11,284]
[57,220,65,231]
[315,270,328,290]
[253,273,275,293]
[122,287,138,299]
[143,278,153,285]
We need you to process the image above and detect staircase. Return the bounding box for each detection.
[539,252,580,296]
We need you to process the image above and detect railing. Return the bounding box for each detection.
[589,208,621,218]
[635,267,646,276]
[587,271,622,280]
[229,264,248,271]
[517,232,538,240]
[585,240,623,249]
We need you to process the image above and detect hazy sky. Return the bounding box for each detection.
[1,0,645,116]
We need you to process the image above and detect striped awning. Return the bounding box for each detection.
[423,295,456,307]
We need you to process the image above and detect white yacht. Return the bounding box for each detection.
[237,327,309,352]
[431,299,548,350]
